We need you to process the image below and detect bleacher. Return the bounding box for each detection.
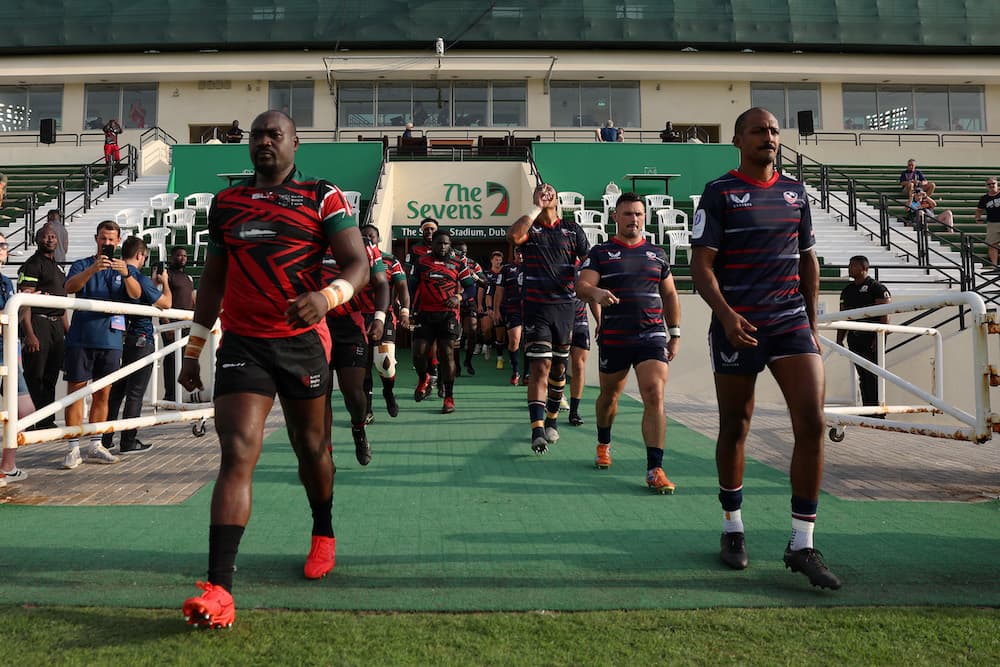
[0,163,112,227]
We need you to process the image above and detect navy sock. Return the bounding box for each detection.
[509,350,519,373]
[310,497,334,538]
[718,485,743,512]
[207,524,245,592]
[597,425,612,445]
[646,446,663,470]
[570,397,581,415]
[790,495,818,522]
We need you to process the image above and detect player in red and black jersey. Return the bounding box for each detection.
[405,218,441,392]
[363,224,411,418]
[178,110,370,628]
[322,234,388,467]
[411,229,474,413]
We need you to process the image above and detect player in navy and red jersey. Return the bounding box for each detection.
[691,107,839,590]
[362,224,411,419]
[178,110,370,629]
[507,182,590,454]
[566,293,599,428]
[411,229,474,413]
[480,250,506,365]
[452,241,487,377]
[321,233,388,467]
[492,247,524,385]
[577,192,681,493]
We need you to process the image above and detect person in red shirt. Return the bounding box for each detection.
[178,110,370,628]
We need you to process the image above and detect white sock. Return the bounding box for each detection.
[67,438,80,452]
[89,437,104,451]
[789,518,815,551]
[723,509,744,534]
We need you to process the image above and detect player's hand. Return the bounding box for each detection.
[721,310,758,349]
[666,336,680,362]
[285,292,328,327]
[178,358,203,392]
[398,312,411,330]
[445,294,461,308]
[369,319,385,343]
[534,183,556,209]
[23,332,40,353]
[592,289,620,307]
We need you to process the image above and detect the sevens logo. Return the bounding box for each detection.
[487,181,509,216]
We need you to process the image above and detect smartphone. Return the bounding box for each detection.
[101,244,115,260]
[153,261,165,274]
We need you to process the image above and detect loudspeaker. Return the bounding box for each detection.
[40,118,56,144]
[797,110,815,136]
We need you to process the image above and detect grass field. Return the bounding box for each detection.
[7,605,1000,665]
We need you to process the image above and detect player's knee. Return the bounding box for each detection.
[526,342,552,359]
[373,345,396,379]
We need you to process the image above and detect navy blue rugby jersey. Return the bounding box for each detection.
[580,238,671,348]
[692,170,815,332]
[519,220,589,304]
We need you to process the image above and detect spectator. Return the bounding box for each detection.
[899,158,935,199]
[975,177,1000,266]
[60,220,142,470]
[837,256,891,417]
[0,232,33,484]
[659,121,681,143]
[128,98,146,128]
[225,120,244,144]
[44,209,69,263]
[912,189,954,230]
[0,172,7,207]
[597,120,622,143]
[17,223,68,430]
[102,119,123,171]
[402,122,414,139]
[161,246,196,402]
[102,236,171,454]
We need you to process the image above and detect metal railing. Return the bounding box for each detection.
[139,126,178,148]
[798,130,1000,148]
[2,293,217,451]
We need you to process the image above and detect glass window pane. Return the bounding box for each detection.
[550,82,579,127]
[0,86,29,132]
[28,86,63,131]
[291,82,313,127]
[491,81,525,126]
[949,86,984,131]
[377,82,411,126]
[610,82,640,128]
[580,82,609,129]
[750,84,786,127]
[875,86,913,130]
[454,81,487,127]
[842,85,875,129]
[269,82,292,116]
[122,84,156,129]
[913,87,948,131]
[787,84,820,130]
[339,83,374,127]
[412,83,450,127]
[85,84,120,130]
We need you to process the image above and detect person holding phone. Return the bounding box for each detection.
[60,220,142,470]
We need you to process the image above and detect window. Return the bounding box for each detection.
[0,85,62,132]
[550,81,640,128]
[841,84,984,131]
[269,81,314,127]
[750,83,820,130]
[337,81,526,127]
[84,83,157,130]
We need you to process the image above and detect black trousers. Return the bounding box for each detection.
[21,314,65,428]
[847,333,879,409]
[104,333,154,448]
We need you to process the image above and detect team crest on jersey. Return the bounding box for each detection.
[235,225,279,241]
[783,191,800,206]
[607,250,622,260]
[646,251,658,260]
[692,210,706,239]
[729,193,751,208]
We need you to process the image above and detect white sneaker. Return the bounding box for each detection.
[473,344,483,355]
[483,348,491,361]
[0,467,27,483]
[62,447,83,470]
[559,396,570,411]
[85,444,120,465]
[544,425,560,444]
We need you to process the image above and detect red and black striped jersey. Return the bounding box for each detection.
[412,252,474,312]
[207,169,354,338]
[322,237,386,317]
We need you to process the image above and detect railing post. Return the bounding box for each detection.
[83,165,92,212]
[27,193,37,243]
[847,178,857,229]
[58,178,66,213]
[819,164,829,211]
[795,153,804,183]
[960,235,973,292]
[879,194,890,247]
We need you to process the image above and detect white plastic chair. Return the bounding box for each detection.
[163,208,196,245]
[665,229,692,265]
[149,193,178,225]
[574,209,605,228]
[141,227,170,263]
[115,207,152,236]
[184,192,215,218]
[342,190,362,216]
[557,191,585,216]
[601,193,618,221]
[644,194,675,219]
[582,225,608,246]
[655,208,689,243]
[194,229,211,264]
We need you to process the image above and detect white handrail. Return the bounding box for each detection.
[1,292,218,450]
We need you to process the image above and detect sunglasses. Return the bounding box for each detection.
[988,182,998,186]
[0,243,8,249]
